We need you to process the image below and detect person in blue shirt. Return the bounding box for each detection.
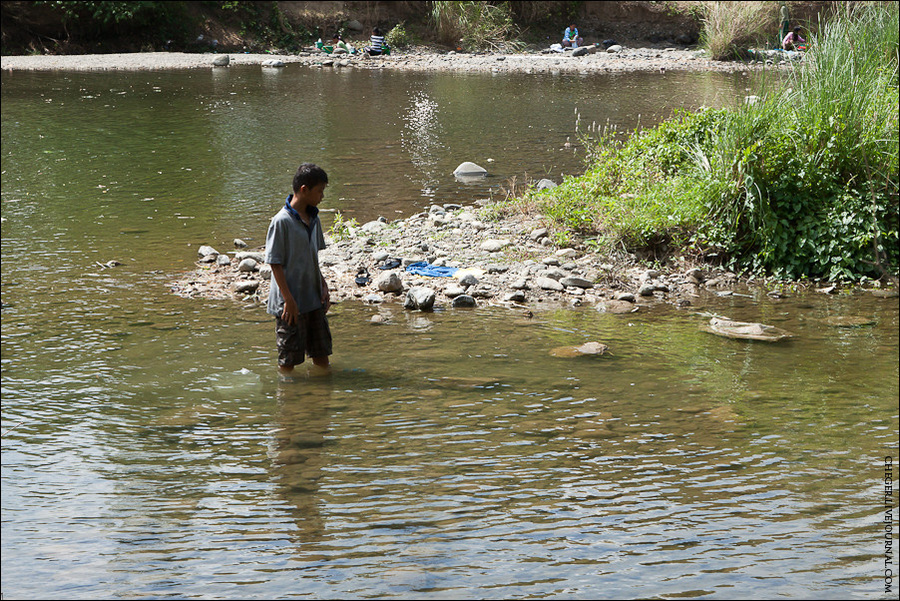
[562,24,583,48]
[265,163,332,373]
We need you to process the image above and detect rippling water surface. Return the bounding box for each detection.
[2,65,898,599]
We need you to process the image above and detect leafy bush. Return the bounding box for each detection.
[509,3,899,282]
[385,21,413,49]
[429,1,522,52]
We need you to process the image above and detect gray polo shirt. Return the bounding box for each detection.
[265,201,326,317]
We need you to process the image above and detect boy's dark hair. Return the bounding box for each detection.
[292,163,328,193]
[373,27,381,36]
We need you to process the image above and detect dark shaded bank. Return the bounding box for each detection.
[1,1,835,56]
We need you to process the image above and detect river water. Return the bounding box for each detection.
[2,65,897,599]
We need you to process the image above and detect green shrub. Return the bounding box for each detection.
[508,3,899,281]
[385,21,413,49]
[429,1,522,52]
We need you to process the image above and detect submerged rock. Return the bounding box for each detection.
[702,317,793,342]
[550,341,610,358]
[819,315,876,328]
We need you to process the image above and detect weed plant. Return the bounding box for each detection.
[699,0,779,60]
[429,1,523,52]
[510,3,898,281]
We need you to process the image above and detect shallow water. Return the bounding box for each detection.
[2,65,898,599]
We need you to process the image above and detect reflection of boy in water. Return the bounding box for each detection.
[270,383,332,541]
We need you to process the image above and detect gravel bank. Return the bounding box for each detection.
[2,46,770,75]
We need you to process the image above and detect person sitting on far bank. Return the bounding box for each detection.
[365,27,386,56]
[782,26,806,50]
[328,33,355,54]
[562,24,583,48]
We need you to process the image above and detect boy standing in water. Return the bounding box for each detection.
[265,163,332,373]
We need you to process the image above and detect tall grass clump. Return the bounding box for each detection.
[515,3,898,281]
[429,1,522,52]
[699,1,779,60]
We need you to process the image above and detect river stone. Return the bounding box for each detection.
[453,162,487,177]
[535,179,557,190]
[452,294,477,308]
[702,317,793,342]
[511,278,529,290]
[444,284,466,298]
[375,271,403,293]
[404,286,436,311]
[215,254,231,266]
[373,250,390,262]
[361,220,388,234]
[561,276,593,289]
[572,46,592,57]
[606,44,623,53]
[639,283,656,296]
[530,227,549,241]
[235,251,265,262]
[198,245,219,258]
[598,300,638,314]
[615,292,636,302]
[212,55,230,66]
[458,273,479,288]
[233,280,259,294]
[259,264,272,279]
[262,59,285,67]
[541,267,566,280]
[536,277,564,291]
[505,290,526,302]
[480,239,509,252]
[238,258,258,272]
[550,341,610,358]
[820,315,876,327]
[233,238,247,248]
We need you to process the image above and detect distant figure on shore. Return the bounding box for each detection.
[779,3,791,44]
[782,26,806,50]
[365,27,386,56]
[562,24,583,49]
[329,33,355,54]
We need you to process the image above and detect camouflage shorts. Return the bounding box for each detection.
[275,308,332,368]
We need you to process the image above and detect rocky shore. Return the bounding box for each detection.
[2,43,788,75]
[171,200,772,318]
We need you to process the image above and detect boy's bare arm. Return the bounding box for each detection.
[270,264,298,324]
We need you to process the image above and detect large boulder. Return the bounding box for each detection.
[375,271,403,293]
[453,162,488,178]
[404,286,436,311]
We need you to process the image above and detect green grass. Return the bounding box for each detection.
[505,2,899,282]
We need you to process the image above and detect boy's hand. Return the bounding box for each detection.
[321,281,331,313]
[281,297,299,324]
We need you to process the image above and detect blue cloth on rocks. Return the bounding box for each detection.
[405,261,459,278]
